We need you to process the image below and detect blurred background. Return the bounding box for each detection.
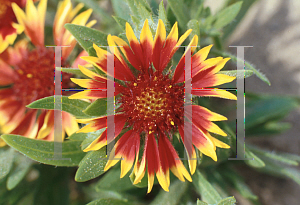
[206,0,300,204]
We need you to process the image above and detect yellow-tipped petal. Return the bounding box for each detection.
[126,22,139,44]
[206,132,230,149]
[133,158,146,184]
[93,44,107,60]
[170,166,185,182]
[120,158,134,178]
[188,150,197,175]
[68,90,99,100]
[156,170,169,192]
[37,111,53,139]
[140,19,153,46]
[193,44,213,62]
[78,65,105,81]
[207,122,227,137]
[12,3,26,26]
[213,74,236,87]
[154,19,166,43]
[76,123,99,133]
[167,22,178,41]
[147,173,155,193]
[177,163,192,182]
[176,29,192,47]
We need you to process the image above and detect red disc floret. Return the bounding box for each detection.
[120,71,184,134]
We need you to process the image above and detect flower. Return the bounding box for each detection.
[70,19,237,193]
[0,0,29,53]
[0,0,96,146]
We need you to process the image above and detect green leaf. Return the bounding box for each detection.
[65,24,108,51]
[0,148,14,180]
[67,132,89,141]
[248,145,299,166]
[197,199,208,205]
[244,148,265,168]
[113,16,127,31]
[260,160,300,186]
[217,196,236,205]
[212,50,270,85]
[94,168,133,192]
[222,169,258,200]
[214,2,243,29]
[27,96,91,118]
[245,97,298,128]
[187,19,200,42]
[192,170,222,204]
[75,148,107,182]
[158,1,169,30]
[218,70,254,79]
[1,135,85,167]
[223,0,258,40]
[60,67,85,78]
[87,198,131,205]
[83,98,107,117]
[246,121,291,136]
[150,180,188,205]
[167,0,189,29]
[6,155,33,190]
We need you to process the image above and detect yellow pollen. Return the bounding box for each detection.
[133,83,137,86]
[149,131,153,134]
[154,76,157,81]
[170,121,174,126]
[169,85,172,88]
[17,70,24,74]
[27,74,33,78]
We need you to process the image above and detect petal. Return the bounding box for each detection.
[140,19,153,70]
[76,116,107,133]
[186,105,227,121]
[70,78,106,89]
[152,19,166,71]
[68,90,107,99]
[191,89,237,100]
[37,110,54,139]
[83,129,107,151]
[192,74,236,88]
[62,111,79,136]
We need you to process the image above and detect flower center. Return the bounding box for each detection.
[13,47,55,105]
[120,72,184,133]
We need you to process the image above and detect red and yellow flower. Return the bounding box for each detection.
[69,19,236,193]
[0,0,96,146]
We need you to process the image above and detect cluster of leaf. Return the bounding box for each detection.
[1,0,300,204]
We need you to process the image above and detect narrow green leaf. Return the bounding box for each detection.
[223,0,258,40]
[137,2,153,23]
[248,145,299,166]
[222,169,258,200]
[214,2,243,29]
[197,199,208,205]
[83,98,107,117]
[67,132,89,141]
[167,0,189,29]
[190,0,204,19]
[218,70,253,79]
[75,148,107,182]
[217,196,236,205]
[261,160,300,186]
[187,19,200,42]
[245,97,298,128]
[246,121,291,136]
[26,96,91,118]
[1,135,85,167]
[65,24,108,51]
[94,168,133,192]
[7,156,33,190]
[113,16,127,31]
[192,170,222,204]
[212,50,271,85]
[112,0,131,21]
[244,148,265,168]
[150,180,188,205]
[158,1,169,29]
[0,148,14,180]
[87,198,131,205]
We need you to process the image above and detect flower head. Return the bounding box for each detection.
[70,19,236,193]
[0,0,95,145]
